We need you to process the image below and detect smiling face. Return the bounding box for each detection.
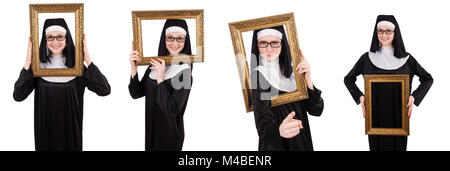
[377,25,395,47]
[257,35,282,62]
[165,32,186,56]
[46,30,66,56]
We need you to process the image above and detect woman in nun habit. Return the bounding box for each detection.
[251,26,324,151]
[344,15,433,151]
[13,18,111,151]
[129,19,193,151]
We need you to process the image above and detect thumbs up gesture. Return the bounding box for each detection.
[279,111,303,138]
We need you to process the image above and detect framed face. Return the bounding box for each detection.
[257,35,282,62]
[377,25,395,47]
[165,32,186,56]
[139,18,196,58]
[229,13,309,112]
[132,10,204,65]
[364,74,410,136]
[45,30,67,56]
[30,3,84,77]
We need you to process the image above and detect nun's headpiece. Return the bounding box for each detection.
[251,26,292,78]
[158,19,192,57]
[370,15,408,58]
[39,18,75,68]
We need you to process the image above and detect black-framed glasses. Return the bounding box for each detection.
[166,36,186,43]
[257,41,281,48]
[46,35,66,41]
[377,29,395,35]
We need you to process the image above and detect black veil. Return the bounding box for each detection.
[157,19,192,57]
[250,26,293,78]
[370,15,408,58]
[39,18,75,68]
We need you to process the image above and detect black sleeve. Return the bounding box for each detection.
[13,68,35,102]
[128,67,150,99]
[344,54,366,104]
[251,72,284,150]
[155,70,192,118]
[83,63,111,96]
[305,86,324,116]
[410,57,433,106]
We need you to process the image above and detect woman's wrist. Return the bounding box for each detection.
[85,60,92,66]
[157,74,164,84]
[24,62,31,70]
[131,69,137,78]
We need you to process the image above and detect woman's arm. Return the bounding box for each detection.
[83,63,111,96]
[305,86,324,116]
[128,41,147,99]
[81,35,111,96]
[295,52,324,116]
[344,54,366,104]
[410,56,433,106]
[13,68,35,102]
[128,68,150,99]
[155,71,192,118]
[13,38,35,101]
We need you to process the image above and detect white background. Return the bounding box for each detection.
[0,0,448,151]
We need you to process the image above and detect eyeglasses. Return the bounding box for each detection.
[46,35,66,41]
[166,36,186,43]
[257,41,281,48]
[377,29,395,35]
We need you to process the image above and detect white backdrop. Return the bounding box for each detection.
[0,0,449,151]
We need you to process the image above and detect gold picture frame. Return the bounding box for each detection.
[229,13,309,112]
[364,74,410,136]
[29,3,84,77]
[132,9,204,65]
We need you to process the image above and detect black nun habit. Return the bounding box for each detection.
[250,26,324,151]
[13,18,111,151]
[344,15,433,151]
[129,19,193,151]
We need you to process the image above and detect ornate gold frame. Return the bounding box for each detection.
[229,13,309,112]
[131,9,204,65]
[364,74,410,136]
[29,3,84,77]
